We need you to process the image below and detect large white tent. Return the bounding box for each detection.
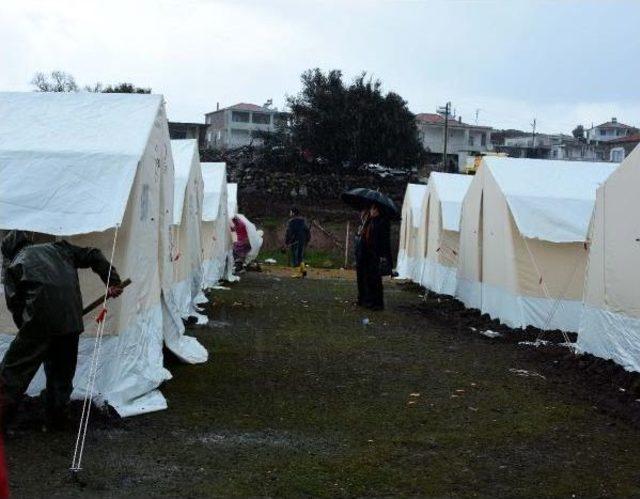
[456,157,617,332]
[201,162,233,287]
[0,91,206,416]
[420,172,472,296]
[166,139,211,335]
[578,145,640,372]
[396,183,428,282]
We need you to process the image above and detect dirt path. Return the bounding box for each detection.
[6,269,640,497]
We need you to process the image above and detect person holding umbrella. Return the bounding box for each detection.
[343,189,396,310]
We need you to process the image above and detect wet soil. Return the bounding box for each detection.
[5,269,640,497]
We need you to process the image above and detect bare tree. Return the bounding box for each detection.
[84,82,104,93]
[31,71,79,92]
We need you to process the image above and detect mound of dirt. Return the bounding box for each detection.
[399,283,640,427]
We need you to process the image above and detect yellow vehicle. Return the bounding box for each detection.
[464,151,508,175]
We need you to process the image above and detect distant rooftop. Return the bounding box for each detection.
[608,133,640,144]
[207,102,275,115]
[415,112,491,129]
[592,118,636,129]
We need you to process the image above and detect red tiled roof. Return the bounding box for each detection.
[416,113,448,124]
[594,120,636,129]
[228,103,269,112]
[608,133,640,144]
[415,113,490,129]
[206,103,271,114]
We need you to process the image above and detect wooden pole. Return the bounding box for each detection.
[82,278,132,316]
[344,221,350,268]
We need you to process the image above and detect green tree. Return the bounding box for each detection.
[102,82,151,94]
[286,68,422,169]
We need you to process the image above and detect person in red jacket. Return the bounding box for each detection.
[231,216,251,272]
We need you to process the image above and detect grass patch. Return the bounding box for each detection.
[259,249,344,269]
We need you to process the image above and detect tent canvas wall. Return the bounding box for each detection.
[0,91,205,416]
[420,173,472,296]
[201,162,233,287]
[456,157,617,332]
[166,139,211,341]
[578,145,640,372]
[396,183,428,282]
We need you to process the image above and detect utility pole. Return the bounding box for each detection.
[438,102,451,171]
[475,108,481,125]
[530,118,537,158]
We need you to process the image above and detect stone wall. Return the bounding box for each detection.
[230,163,418,217]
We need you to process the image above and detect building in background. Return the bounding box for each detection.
[204,103,287,149]
[416,112,493,172]
[600,133,640,162]
[496,134,600,161]
[586,118,638,144]
[168,121,208,148]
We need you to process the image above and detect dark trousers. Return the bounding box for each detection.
[0,329,80,421]
[290,241,306,267]
[356,257,384,309]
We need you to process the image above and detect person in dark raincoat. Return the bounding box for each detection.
[0,230,122,430]
[284,207,311,277]
[355,204,392,310]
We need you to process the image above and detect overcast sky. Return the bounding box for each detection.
[2,0,639,133]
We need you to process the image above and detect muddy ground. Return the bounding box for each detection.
[5,268,640,497]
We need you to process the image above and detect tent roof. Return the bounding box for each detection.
[483,156,618,242]
[0,91,163,235]
[201,162,226,221]
[227,183,238,217]
[171,139,199,225]
[430,172,472,232]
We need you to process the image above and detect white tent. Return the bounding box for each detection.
[201,162,233,287]
[456,157,617,332]
[0,91,206,416]
[166,139,210,332]
[578,145,640,372]
[227,183,238,218]
[420,173,472,296]
[396,183,428,282]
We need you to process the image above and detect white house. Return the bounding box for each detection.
[204,103,286,149]
[586,118,638,144]
[416,113,492,171]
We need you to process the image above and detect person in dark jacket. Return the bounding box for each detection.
[284,207,311,277]
[0,230,123,430]
[355,204,392,310]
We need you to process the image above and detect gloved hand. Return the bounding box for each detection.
[107,285,123,299]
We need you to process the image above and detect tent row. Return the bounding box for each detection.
[0,92,260,416]
[398,153,640,373]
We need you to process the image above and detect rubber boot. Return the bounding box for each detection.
[42,389,70,433]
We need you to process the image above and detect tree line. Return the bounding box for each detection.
[31,70,150,94]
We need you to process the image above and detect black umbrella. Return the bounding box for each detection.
[341,188,400,219]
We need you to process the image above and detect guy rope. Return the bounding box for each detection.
[70,224,120,476]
